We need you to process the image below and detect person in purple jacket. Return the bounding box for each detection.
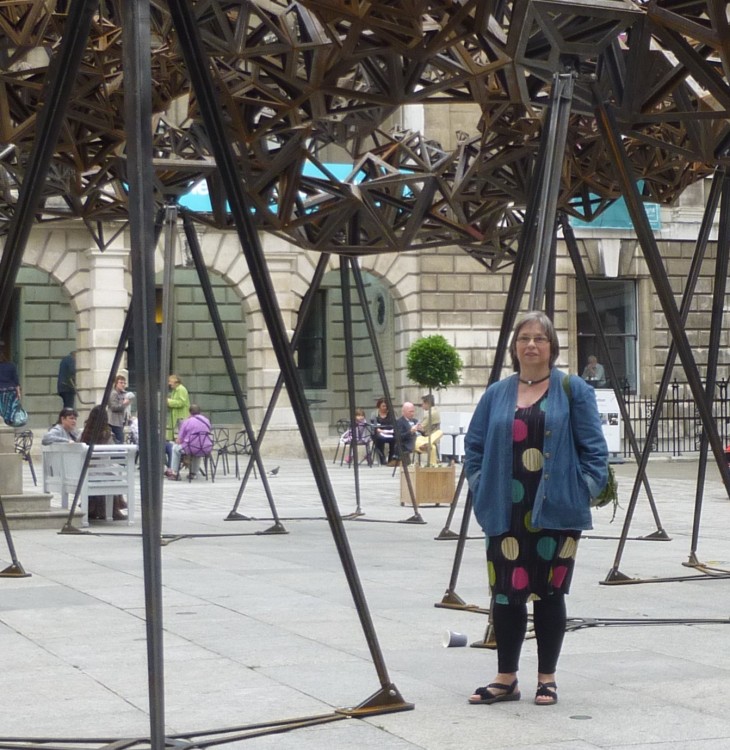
[464,311,607,708]
[165,404,213,480]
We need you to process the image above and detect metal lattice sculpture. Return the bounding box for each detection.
[0,0,729,263]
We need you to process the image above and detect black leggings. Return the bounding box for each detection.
[492,595,567,675]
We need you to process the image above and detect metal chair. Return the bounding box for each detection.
[332,418,349,464]
[229,429,257,479]
[14,429,37,486]
[339,421,374,468]
[211,427,230,476]
[180,431,215,482]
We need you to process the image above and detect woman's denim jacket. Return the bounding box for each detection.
[464,369,608,536]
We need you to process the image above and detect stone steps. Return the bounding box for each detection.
[1,492,83,530]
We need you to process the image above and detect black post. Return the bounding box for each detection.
[593,88,730,501]
[340,258,363,514]
[121,2,166,745]
[181,212,284,531]
[690,170,730,559]
[599,169,722,579]
[349,258,420,517]
[560,213,665,534]
[167,0,409,710]
[529,70,575,310]
[226,254,330,521]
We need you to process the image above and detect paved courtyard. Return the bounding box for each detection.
[2,455,730,749]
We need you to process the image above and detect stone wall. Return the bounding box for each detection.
[10,177,730,457]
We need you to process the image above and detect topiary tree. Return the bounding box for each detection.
[406,335,463,466]
[406,334,463,392]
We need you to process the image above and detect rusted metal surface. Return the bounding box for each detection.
[1,1,729,262]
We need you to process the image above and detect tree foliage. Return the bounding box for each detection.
[406,335,463,391]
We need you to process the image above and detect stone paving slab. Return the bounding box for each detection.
[1,457,730,748]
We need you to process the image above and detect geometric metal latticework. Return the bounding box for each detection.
[0,0,729,265]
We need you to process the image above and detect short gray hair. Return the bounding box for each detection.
[509,311,560,371]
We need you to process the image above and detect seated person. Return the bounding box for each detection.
[79,405,127,521]
[373,397,395,465]
[340,408,372,464]
[393,401,419,464]
[42,407,80,444]
[414,394,443,467]
[165,404,213,480]
[582,355,606,387]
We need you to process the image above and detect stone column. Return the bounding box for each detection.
[79,242,131,402]
[244,234,301,453]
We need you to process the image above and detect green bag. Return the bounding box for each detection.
[590,464,618,509]
[563,375,618,511]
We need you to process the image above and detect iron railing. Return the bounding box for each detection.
[621,380,730,457]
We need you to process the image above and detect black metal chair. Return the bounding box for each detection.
[14,429,37,486]
[229,429,257,479]
[211,427,230,476]
[180,431,215,482]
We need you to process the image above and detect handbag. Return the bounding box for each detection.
[11,403,28,427]
[562,375,618,511]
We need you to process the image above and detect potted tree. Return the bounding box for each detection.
[401,335,463,506]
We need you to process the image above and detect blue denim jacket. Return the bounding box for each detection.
[464,369,608,536]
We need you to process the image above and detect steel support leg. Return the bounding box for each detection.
[168,0,410,712]
[181,213,284,532]
[122,3,166,746]
[593,89,730,551]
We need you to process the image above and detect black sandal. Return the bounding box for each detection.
[534,681,558,705]
[468,678,520,704]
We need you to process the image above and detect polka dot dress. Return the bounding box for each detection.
[487,393,580,605]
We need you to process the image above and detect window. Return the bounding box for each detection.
[126,288,163,392]
[576,279,637,392]
[296,290,327,389]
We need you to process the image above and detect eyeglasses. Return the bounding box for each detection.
[515,335,549,345]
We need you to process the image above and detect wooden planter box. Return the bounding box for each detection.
[400,464,456,506]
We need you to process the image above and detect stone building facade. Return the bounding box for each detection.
[3,170,726,456]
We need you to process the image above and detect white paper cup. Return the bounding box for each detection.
[442,630,468,648]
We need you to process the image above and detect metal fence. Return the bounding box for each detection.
[621,380,730,457]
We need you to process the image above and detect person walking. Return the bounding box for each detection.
[57,351,77,408]
[464,311,608,707]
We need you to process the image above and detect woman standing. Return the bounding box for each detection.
[108,374,132,444]
[166,374,190,466]
[0,342,22,426]
[464,311,607,706]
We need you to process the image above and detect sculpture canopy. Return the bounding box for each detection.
[0,0,728,265]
